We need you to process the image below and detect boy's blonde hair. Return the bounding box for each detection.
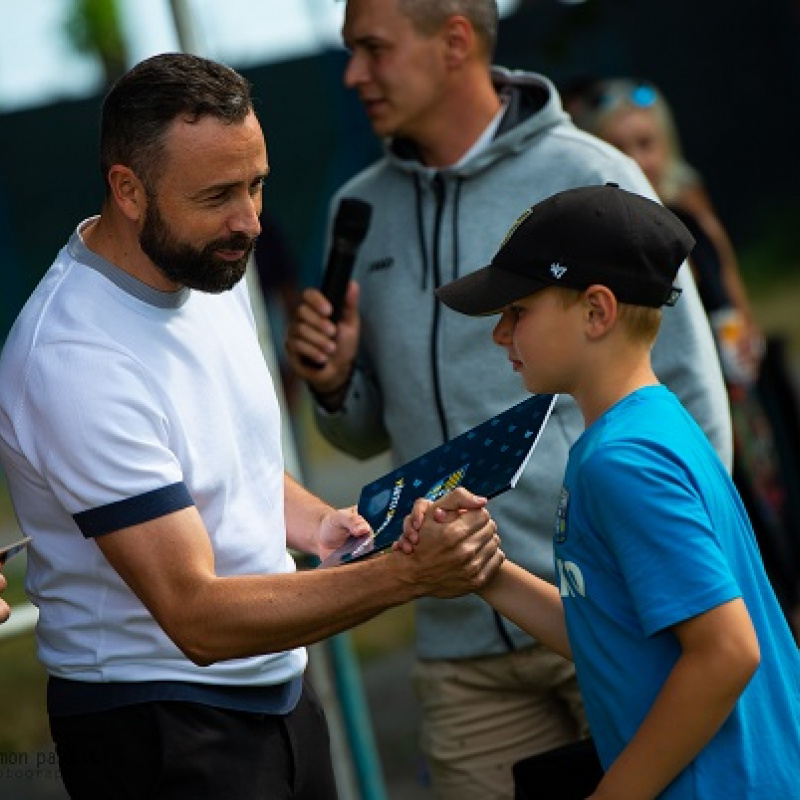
[556,286,661,346]
[617,303,661,346]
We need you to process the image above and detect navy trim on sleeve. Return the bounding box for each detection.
[73,482,195,538]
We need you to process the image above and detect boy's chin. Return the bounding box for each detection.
[522,376,543,394]
[523,376,557,396]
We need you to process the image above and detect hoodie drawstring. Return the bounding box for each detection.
[413,174,430,291]
[451,177,463,280]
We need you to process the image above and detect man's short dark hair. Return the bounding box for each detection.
[400,0,499,60]
[99,53,254,192]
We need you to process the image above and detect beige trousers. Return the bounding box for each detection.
[411,643,588,800]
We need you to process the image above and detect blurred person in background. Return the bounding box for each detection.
[571,77,800,636]
[285,1,732,797]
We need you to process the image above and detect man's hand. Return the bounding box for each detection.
[285,282,361,408]
[316,505,373,559]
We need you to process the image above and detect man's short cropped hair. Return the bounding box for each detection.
[400,0,499,59]
[99,53,254,192]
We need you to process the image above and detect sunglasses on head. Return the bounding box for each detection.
[587,82,658,112]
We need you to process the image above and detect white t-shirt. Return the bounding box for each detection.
[0,220,306,694]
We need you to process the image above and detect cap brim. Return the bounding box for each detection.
[435,264,550,316]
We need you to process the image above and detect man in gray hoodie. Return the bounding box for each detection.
[285,1,732,797]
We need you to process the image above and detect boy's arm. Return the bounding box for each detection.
[590,598,760,800]
[479,561,572,660]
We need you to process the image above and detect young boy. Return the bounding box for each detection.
[409,184,800,798]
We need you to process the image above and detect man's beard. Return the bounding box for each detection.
[140,200,255,294]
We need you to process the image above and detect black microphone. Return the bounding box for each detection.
[319,198,372,323]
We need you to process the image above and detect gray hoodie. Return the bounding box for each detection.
[316,69,731,659]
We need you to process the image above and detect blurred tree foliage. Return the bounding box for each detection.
[65,0,127,85]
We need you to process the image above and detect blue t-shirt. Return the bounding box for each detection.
[555,385,800,798]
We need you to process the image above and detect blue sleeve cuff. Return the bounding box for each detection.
[73,482,194,538]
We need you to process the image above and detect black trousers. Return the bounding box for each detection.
[50,680,338,800]
[513,737,603,800]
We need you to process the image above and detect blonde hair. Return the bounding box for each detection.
[571,78,701,205]
[616,303,661,346]
[555,286,661,345]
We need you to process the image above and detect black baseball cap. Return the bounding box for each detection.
[436,183,695,316]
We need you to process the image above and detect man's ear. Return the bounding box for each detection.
[441,15,473,68]
[583,285,618,338]
[107,165,147,223]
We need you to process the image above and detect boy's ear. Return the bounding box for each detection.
[583,285,617,338]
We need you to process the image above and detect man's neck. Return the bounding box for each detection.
[414,76,502,168]
[82,209,179,293]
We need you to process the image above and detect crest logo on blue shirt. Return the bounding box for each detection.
[554,487,569,543]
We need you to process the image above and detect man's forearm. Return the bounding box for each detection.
[171,555,420,665]
[98,490,500,668]
[284,471,332,556]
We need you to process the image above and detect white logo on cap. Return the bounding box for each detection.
[550,263,567,279]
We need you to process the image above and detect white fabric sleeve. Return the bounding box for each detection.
[18,340,184,515]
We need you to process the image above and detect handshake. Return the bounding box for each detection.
[387,488,504,600]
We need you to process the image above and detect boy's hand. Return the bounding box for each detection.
[393,498,429,555]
